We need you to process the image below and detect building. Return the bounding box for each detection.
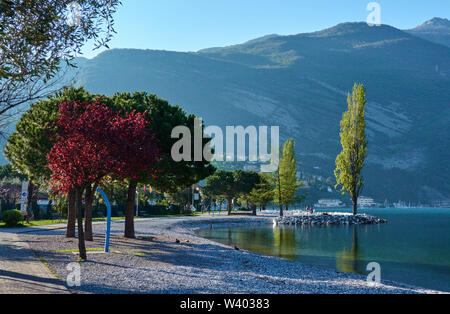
[244,164,260,172]
[315,199,344,208]
[358,196,377,207]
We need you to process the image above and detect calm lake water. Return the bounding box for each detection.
[197,208,450,292]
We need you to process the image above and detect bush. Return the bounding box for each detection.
[236,207,251,212]
[1,210,24,227]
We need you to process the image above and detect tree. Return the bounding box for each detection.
[107,92,215,235]
[0,0,120,130]
[335,83,368,215]
[274,139,302,216]
[47,100,158,258]
[108,109,159,238]
[204,170,236,215]
[0,164,27,181]
[5,87,97,237]
[47,101,118,260]
[233,170,261,216]
[247,173,274,213]
[164,188,192,211]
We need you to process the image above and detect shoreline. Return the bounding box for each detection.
[19,215,445,294]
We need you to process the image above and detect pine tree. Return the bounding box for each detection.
[247,173,274,213]
[334,83,368,215]
[5,87,95,237]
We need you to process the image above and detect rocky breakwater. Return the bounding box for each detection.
[275,213,388,226]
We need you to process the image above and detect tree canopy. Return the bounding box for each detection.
[47,100,159,193]
[106,92,216,193]
[204,170,236,215]
[4,87,96,183]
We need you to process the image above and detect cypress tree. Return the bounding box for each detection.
[334,83,368,215]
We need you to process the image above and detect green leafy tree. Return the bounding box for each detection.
[247,173,274,213]
[107,92,215,237]
[274,138,302,216]
[0,164,27,181]
[233,170,262,216]
[0,0,120,129]
[4,87,97,237]
[164,188,192,211]
[204,170,236,215]
[334,83,368,215]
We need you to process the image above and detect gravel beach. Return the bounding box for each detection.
[19,215,443,294]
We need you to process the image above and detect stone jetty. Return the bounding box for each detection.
[275,212,388,226]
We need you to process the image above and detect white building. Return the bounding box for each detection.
[244,164,260,172]
[315,199,344,208]
[358,196,377,207]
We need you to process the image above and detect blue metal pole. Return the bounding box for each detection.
[96,188,111,253]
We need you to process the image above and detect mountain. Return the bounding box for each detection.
[406,17,450,47]
[6,20,449,203]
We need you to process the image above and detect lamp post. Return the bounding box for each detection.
[194,187,200,212]
[96,188,111,253]
[136,190,139,217]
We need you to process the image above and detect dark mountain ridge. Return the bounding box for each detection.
[4,19,449,204]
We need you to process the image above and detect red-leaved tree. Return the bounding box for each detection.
[47,100,158,259]
[107,110,160,238]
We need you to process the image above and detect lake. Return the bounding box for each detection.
[197,208,450,292]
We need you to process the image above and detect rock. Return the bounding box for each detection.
[275,213,388,226]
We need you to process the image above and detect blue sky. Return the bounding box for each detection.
[81,0,449,58]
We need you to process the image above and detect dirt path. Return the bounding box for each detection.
[0,231,69,294]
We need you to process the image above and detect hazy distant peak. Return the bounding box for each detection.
[410,17,450,32]
[406,17,450,47]
[198,34,280,53]
[308,22,404,37]
[242,34,280,44]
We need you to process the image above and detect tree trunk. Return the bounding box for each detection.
[66,189,76,238]
[75,187,87,261]
[125,180,137,238]
[84,184,97,241]
[277,170,283,217]
[353,197,358,216]
[251,204,257,216]
[227,198,232,215]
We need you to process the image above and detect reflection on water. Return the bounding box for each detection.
[336,228,361,274]
[197,208,450,292]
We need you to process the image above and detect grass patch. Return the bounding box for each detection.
[0,222,27,229]
[0,213,197,229]
[54,248,104,253]
[38,256,61,279]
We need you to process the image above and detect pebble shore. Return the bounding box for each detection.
[19,215,442,294]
